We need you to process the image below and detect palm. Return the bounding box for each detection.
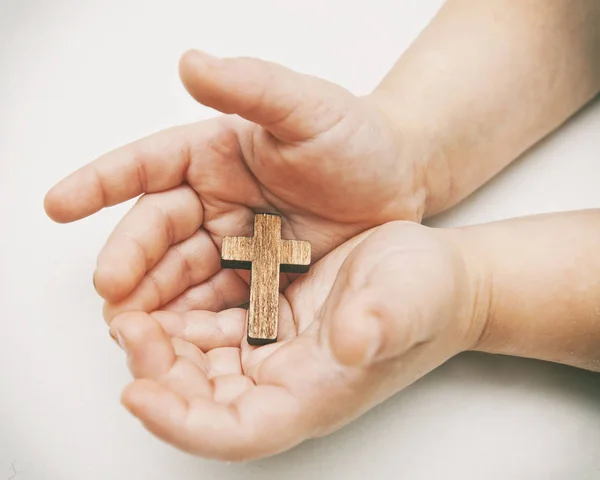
[196,106,408,259]
[187,110,401,256]
[107,231,372,461]
[44,50,469,462]
[44,51,422,321]
[109,222,470,461]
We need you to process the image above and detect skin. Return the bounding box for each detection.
[43,0,600,462]
[372,0,600,215]
[110,210,600,461]
[109,221,480,461]
[469,210,600,373]
[46,50,426,320]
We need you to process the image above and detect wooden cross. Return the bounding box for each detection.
[221,213,311,345]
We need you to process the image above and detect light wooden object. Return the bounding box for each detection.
[221,213,311,345]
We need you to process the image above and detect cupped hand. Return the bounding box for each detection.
[109,222,487,461]
[44,50,428,321]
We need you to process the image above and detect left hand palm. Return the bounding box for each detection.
[44,50,425,322]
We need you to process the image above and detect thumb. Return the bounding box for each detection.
[178,49,354,142]
[320,223,468,368]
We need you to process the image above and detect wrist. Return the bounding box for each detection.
[437,226,494,353]
[366,88,456,219]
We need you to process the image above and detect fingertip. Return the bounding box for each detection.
[43,188,58,220]
[111,311,176,378]
[94,274,124,318]
[44,168,104,223]
[121,378,152,412]
[43,184,73,223]
[93,268,122,303]
[122,379,188,421]
[110,311,153,342]
[178,49,198,83]
[122,379,163,410]
[94,243,146,303]
[179,48,215,72]
[179,49,222,103]
[93,269,136,304]
[122,379,192,454]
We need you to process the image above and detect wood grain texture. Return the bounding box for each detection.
[220,213,311,345]
[280,239,311,272]
[221,236,253,269]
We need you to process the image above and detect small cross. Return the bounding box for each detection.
[221,213,311,345]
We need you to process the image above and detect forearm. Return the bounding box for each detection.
[371,0,600,216]
[462,209,600,372]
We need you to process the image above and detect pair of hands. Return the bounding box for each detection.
[44,50,485,460]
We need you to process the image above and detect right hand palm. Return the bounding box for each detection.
[107,221,477,461]
[44,49,425,321]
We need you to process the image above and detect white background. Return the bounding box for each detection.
[1,0,599,478]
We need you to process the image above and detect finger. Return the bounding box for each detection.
[320,222,464,367]
[121,380,304,461]
[111,313,214,399]
[111,313,302,460]
[159,268,293,313]
[151,309,246,351]
[154,293,296,350]
[95,186,203,302]
[150,309,293,356]
[44,124,199,223]
[179,49,354,142]
[206,347,242,378]
[240,340,291,381]
[171,338,209,370]
[212,375,254,405]
[159,356,213,400]
[160,268,250,313]
[102,229,222,323]
[121,380,239,459]
[110,312,175,378]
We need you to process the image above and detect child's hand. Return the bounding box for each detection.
[44,50,427,319]
[108,222,484,461]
